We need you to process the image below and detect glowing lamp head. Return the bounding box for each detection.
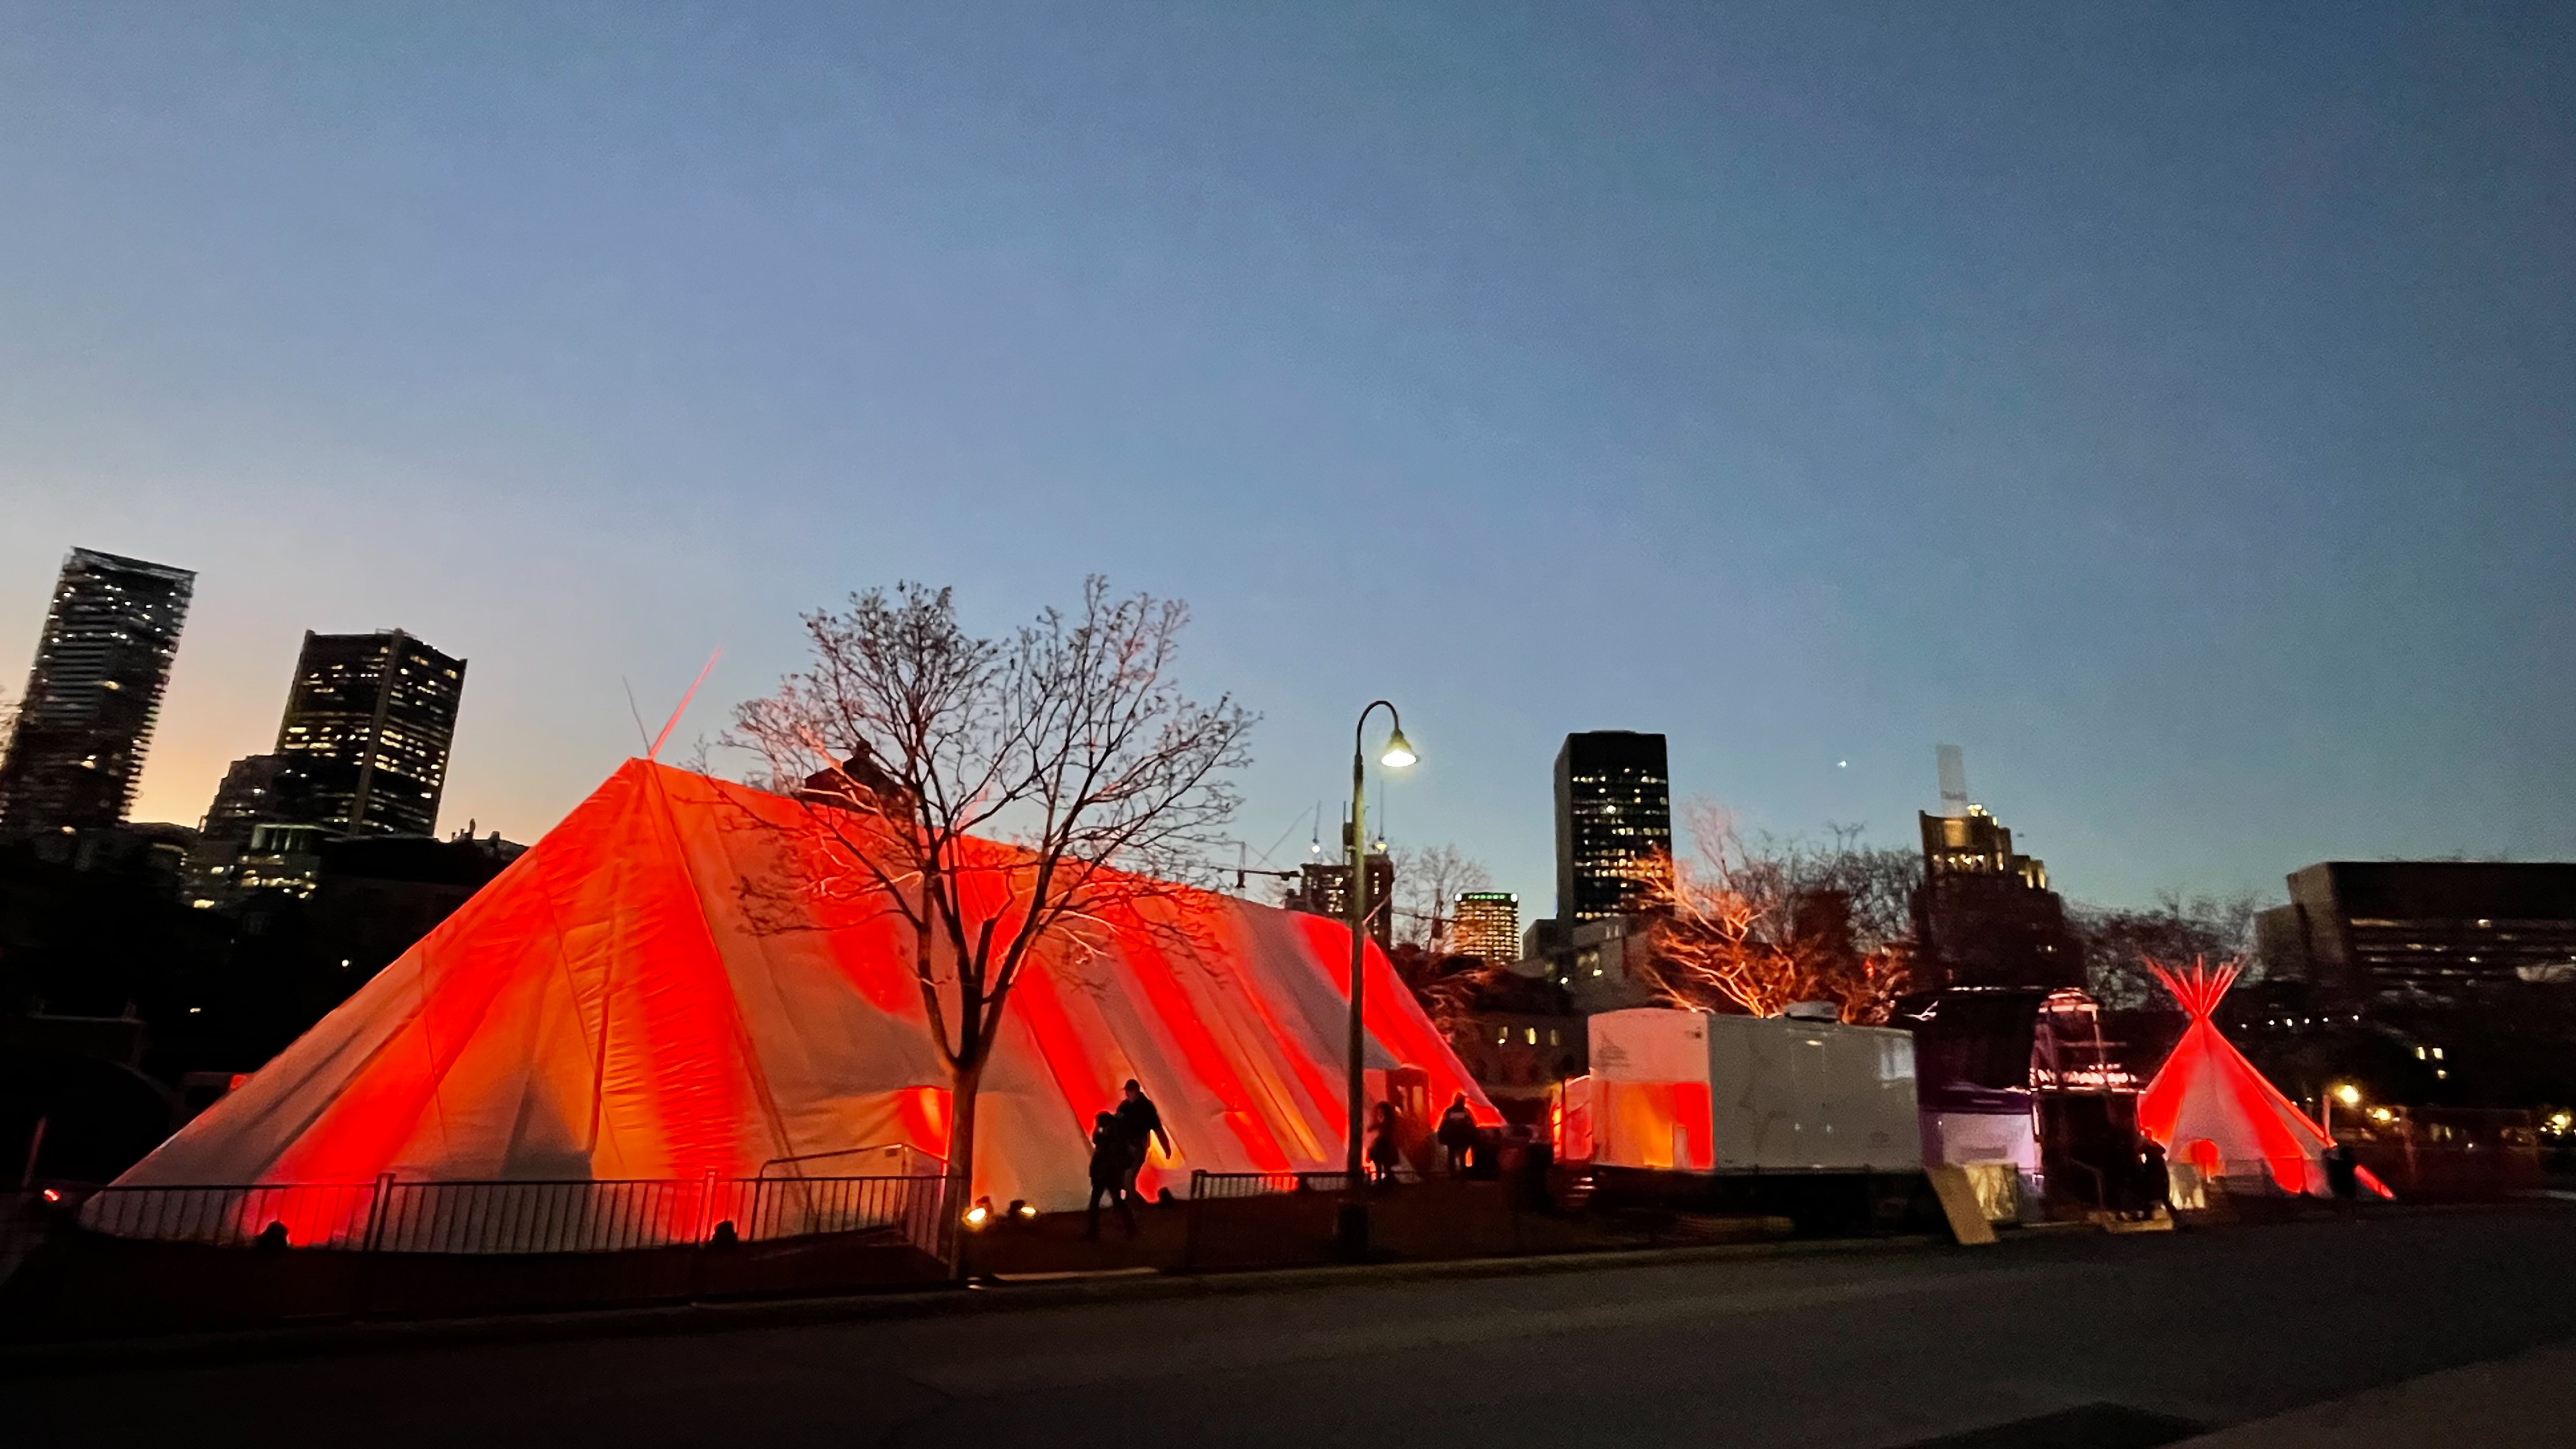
[1380,727,1417,770]
[964,1198,992,1230]
[2333,1083,2362,1106]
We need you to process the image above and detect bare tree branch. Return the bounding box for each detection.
[1389,843,1492,950]
[1629,803,1918,1024]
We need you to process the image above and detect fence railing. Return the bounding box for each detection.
[1187,1169,1366,1201]
[1185,1168,1443,1202]
[72,1174,959,1259]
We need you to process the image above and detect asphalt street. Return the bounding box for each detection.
[9,1205,2575,1448]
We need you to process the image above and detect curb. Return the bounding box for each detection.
[0,1232,1946,1378]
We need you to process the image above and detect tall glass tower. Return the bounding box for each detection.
[273,629,467,837]
[0,548,196,835]
[1553,730,1672,923]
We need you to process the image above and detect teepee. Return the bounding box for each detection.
[111,760,1492,1217]
[2135,958,2329,1195]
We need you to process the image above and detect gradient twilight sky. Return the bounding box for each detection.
[4,3,2571,917]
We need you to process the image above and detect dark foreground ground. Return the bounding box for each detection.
[7,1204,2573,1448]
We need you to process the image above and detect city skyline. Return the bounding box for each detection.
[4,544,2553,922]
[5,7,2571,913]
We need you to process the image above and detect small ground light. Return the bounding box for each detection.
[963,1198,992,1229]
[40,1188,61,1203]
[1010,1199,1037,1219]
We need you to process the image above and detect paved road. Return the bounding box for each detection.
[11,1205,2576,1448]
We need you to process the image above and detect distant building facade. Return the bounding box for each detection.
[0,548,195,837]
[1521,913,1660,1014]
[1446,981,1585,1126]
[274,630,466,838]
[1915,806,2080,989]
[1554,731,1671,924]
[186,753,315,901]
[1285,853,1397,949]
[1451,891,1519,964]
[186,629,466,902]
[2259,861,2576,1000]
[302,831,528,978]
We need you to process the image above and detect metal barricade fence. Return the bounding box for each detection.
[71,1174,957,1258]
[1188,1170,1365,1201]
[77,1182,383,1251]
[1183,1169,1373,1271]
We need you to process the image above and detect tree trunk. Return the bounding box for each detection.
[944,1054,984,1279]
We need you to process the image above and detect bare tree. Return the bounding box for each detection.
[2073,889,2267,1010]
[729,578,1253,1211]
[1390,843,1492,950]
[1631,804,1917,1023]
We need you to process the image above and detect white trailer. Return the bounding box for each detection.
[1569,1008,1923,1177]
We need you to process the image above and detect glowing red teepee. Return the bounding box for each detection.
[2135,958,2330,1195]
[109,761,1493,1217]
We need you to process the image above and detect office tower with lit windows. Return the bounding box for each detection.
[185,751,315,901]
[2260,861,2576,1000]
[1451,891,1520,964]
[1553,731,1671,923]
[1285,855,1397,950]
[0,548,196,837]
[274,630,466,838]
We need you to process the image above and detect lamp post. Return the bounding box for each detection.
[1345,700,1415,1191]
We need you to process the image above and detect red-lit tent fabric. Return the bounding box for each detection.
[2135,960,2329,1195]
[114,760,1493,1211]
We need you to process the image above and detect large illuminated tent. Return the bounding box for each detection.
[2135,959,2329,1195]
[112,760,1491,1213]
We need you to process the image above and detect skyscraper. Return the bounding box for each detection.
[273,630,466,837]
[1553,731,1671,923]
[1912,749,2078,989]
[0,548,196,837]
[1285,854,1397,949]
[1451,891,1520,964]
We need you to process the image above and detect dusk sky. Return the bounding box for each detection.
[4,3,2570,918]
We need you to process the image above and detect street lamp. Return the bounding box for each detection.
[1346,701,1415,1194]
[2325,1081,2360,1136]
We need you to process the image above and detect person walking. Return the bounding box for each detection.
[1113,1078,1173,1205]
[1436,1092,1478,1177]
[1083,1112,1135,1239]
[1367,1100,1403,1184]
[2138,1138,2172,1217]
[2323,1139,2357,1201]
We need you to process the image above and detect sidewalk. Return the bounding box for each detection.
[2177,1339,2576,1448]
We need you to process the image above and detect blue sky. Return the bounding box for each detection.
[3,3,2570,916]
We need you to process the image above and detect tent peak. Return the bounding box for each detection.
[2147,956,2240,1022]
